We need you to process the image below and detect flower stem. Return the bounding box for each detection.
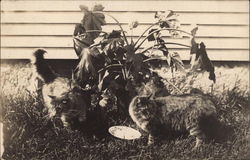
[131,29,133,44]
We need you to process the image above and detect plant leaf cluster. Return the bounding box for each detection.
[72,4,216,111]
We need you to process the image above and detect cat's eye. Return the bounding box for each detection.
[62,99,68,104]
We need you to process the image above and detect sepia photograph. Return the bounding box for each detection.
[0,0,249,159]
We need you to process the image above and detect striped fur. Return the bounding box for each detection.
[32,49,90,128]
[129,93,217,149]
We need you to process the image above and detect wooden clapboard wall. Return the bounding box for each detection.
[1,0,249,61]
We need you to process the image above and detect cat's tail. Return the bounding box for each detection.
[31,49,57,83]
[200,114,235,143]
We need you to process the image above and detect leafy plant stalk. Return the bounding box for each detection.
[125,63,133,79]
[134,22,159,46]
[93,11,129,45]
[98,64,123,73]
[130,29,133,44]
[140,42,191,54]
[74,30,108,36]
[135,28,193,51]
[118,61,127,80]
[73,6,216,108]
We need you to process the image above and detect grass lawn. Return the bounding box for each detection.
[1,62,249,160]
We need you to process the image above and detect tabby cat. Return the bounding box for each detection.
[129,93,219,149]
[32,49,90,128]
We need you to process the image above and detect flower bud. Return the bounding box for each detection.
[129,21,139,30]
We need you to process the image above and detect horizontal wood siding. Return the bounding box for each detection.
[1,0,249,61]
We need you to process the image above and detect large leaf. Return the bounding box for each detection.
[154,10,180,37]
[73,4,106,57]
[198,43,216,82]
[190,37,199,55]
[190,26,198,36]
[190,42,216,82]
[102,38,125,61]
[75,48,96,79]
[155,10,179,28]
[73,23,92,56]
[125,45,136,63]
[74,47,105,86]
[147,29,159,41]
[102,38,124,52]
[98,70,109,91]
[99,30,126,61]
[104,30,122,39]
[79,4,106,43]
[73,34,94,56]
[73,23,86,36]
[125,45,144,74]
[157,37,169,57]
[190,37,199,68]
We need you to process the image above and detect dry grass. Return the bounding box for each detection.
[1,62,249,160]
[156,65,249,96]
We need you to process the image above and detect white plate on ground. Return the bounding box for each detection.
[108,126,141,140]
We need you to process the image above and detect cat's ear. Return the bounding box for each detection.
[147,93,154,100]
[48,95,56,99]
